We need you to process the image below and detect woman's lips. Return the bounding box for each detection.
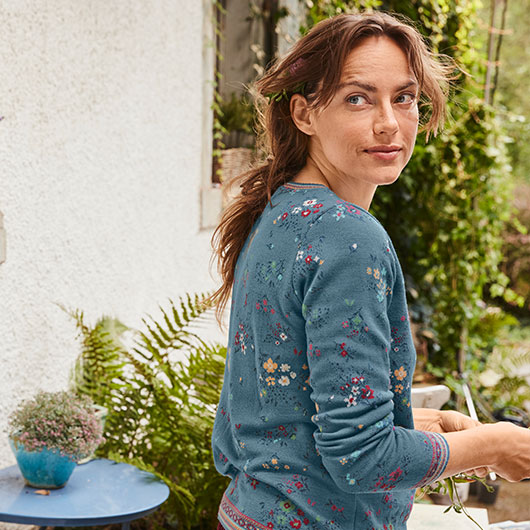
[364,148,402,161]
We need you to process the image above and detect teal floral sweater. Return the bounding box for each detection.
[212,182,450,530]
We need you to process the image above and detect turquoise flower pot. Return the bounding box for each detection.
[9,436,77,489]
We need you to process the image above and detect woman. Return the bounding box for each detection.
[209,12,530,530]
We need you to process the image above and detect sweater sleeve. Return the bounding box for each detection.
[292,208,449,494]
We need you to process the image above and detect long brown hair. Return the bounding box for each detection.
[207,11,457,324]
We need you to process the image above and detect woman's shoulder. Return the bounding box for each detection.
[279,185,387,237]
[269,184,392,257]
[274,183,380,221]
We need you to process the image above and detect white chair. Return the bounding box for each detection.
[411,384,451,409]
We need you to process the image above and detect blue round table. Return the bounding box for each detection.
[0,458,170,529]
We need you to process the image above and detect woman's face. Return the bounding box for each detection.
[295,36,419,191]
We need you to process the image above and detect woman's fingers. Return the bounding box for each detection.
[461,466,489,479]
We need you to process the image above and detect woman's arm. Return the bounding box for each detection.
[297,212,450,493]
[438,422,530,482]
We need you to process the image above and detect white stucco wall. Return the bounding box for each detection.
[0,0,228,478]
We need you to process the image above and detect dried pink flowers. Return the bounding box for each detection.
[8,391,104,462]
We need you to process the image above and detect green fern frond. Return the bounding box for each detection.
[69,293,228,529]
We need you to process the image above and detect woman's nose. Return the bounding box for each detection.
[373,102,399,136]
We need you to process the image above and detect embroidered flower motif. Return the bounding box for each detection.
[281,500,295,513]
[346,473,356,485]
[361,385,374,399]
[389,467,403,481]
[280,363,291,372]
[263,358,278,373]
[296,250,304,261]
[394,366,407,380]
[290,371,297,379]
[303,199,316,206]
[367,267,372,275]
[374,268,380,279]
[280,332,287,341]
[394,384,404,394]
[292,207,302,214]
[266,376,276,386]
[278,376,290,386]
[289,520,302,529]
[305,255,312,264]
[301,210,311,217]
[344,394,358,407]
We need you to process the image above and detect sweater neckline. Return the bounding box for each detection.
[282,182,328,190]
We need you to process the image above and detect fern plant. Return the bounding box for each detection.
[66,294,229,530]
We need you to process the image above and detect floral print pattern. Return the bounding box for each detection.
[213,183,449,530]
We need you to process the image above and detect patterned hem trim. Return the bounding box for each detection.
[282,182,328,190]
[413,431,450,488]
[219,493,269,530]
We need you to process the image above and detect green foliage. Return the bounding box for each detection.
[419,474,494,530]
[428,320,530,421]
[219,93,256,135]
[68,310,129,412]
[498,183,530,318]
[471,326,530,414]
[382,0,484,66]
[69,294,229,530]
[480,0,530,184]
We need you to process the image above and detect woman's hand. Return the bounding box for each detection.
[413,408,490,478]
[412,407,443,432]
[412,408,482,433]
[438,410,483,433]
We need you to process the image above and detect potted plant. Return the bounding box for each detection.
[8,390,104,489]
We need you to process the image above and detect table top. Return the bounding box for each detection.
[0,458,170,527]
[408,502,489,529]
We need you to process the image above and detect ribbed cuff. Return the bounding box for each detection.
[412,431,450,488]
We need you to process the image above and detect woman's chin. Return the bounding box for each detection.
[373,171,402,186]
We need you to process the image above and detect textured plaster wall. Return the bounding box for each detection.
[0,0,227,475]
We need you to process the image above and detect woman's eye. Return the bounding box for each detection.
[396,93,416,104]
[346,95,368,105]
